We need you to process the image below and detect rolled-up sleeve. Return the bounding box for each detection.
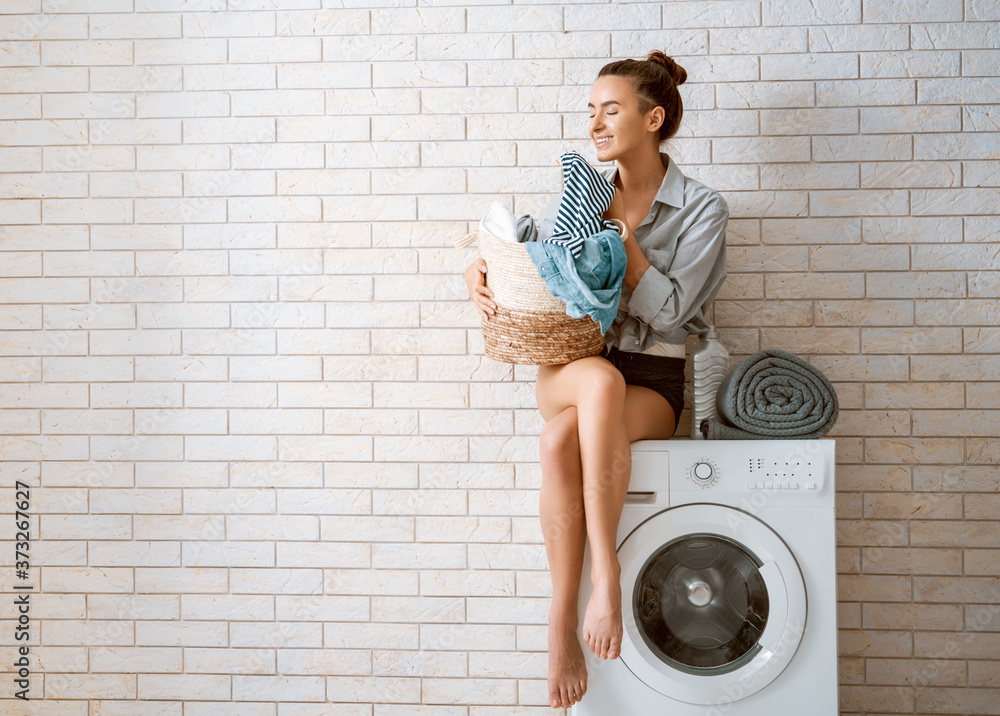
[628,198,728,333]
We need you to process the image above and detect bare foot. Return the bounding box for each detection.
[582,574,622,660]
[548,619,588,708]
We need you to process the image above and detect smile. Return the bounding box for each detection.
[595,136,613,147]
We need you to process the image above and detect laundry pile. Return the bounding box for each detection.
[478,150,627,333]
[700,349,839,440]
[544,150,619,257]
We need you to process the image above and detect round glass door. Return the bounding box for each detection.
[634,534,769,674]
[617,503,807,705]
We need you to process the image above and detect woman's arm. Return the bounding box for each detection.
[628,198,729,334]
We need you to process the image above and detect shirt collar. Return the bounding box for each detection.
[606,152,684,210]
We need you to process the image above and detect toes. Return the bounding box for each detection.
[608,639,620,659]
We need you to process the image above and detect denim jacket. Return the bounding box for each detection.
[523,228,627,335]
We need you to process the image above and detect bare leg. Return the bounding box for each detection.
[539,406,588,709]
[581,382,678,660]
[536,356,678,673]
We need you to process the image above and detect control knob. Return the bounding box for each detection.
[689,460,719,488]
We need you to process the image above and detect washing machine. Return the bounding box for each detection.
[572,438,838,715]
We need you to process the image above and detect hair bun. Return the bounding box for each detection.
[646,50,687,86]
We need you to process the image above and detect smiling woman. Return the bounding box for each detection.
[590,51,687,165]
[465,50,729,710]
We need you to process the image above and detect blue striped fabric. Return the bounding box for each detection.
[545,151,619,257]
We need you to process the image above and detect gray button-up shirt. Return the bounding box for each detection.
[539,152,729,354]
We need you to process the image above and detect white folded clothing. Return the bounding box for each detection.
[480,201,519,242]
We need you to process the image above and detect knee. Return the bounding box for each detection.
[583,363,627,410]
[539,408,580,469]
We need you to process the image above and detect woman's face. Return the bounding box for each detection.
[588,75,663,163]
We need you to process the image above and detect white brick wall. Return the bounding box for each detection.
[0,1,998,714]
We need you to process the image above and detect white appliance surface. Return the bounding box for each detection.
[572,438,838,716]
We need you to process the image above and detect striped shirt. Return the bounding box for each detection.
[544,151,619,257]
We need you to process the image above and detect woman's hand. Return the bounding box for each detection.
[465,258,496,319]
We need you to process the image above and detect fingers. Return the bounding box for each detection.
[472,285,496,319]
[466,260,495,319]
[466,258,487,283]
[472,300,494,320]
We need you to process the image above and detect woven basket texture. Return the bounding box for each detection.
[478,226,604,365]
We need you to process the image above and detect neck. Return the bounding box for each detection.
[615,147,668,195]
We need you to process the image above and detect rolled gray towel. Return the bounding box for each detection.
[700,419,766,440]
[700,349,838,440]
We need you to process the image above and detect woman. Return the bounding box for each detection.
[466,51,729,709]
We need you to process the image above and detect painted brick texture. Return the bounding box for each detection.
[0,1,997,714]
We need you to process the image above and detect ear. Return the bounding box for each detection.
[647,106,665,135]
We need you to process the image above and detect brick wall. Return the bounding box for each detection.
[0,1,997,714]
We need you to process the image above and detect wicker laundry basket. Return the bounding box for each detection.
[457,219,626,366]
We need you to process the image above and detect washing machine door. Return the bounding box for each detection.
[618,503,806,705]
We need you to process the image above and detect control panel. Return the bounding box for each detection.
[629,439,834,506]
[746,454,819,490]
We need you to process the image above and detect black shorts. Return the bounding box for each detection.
[601,345,685,431]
